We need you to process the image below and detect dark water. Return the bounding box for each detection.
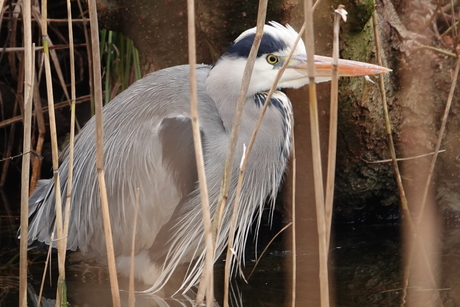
[2,190,460,306]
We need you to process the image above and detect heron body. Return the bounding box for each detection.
[27,22,389,292]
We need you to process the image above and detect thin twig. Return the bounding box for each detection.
[0,93,18,187]
[413,45,457,58]
[0,94,91,128]
[362,150,446,163]
[0,44,87,53]
[37,240,54,307]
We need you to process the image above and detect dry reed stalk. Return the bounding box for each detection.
[324,6,344,250]
[87,0,121,305]
[41,0,68,303]
[62,0,77,271]
[31,7,71,103]
[371,10,443,305]
[291,135,296,307]
[223,18,306,307]
[37,240,54,307]
[19,1,33,306]
[0,0,5,17]
[220,2,269,306]
[212,0,268,237]
[223,19,306,307]
[29,70,47,193]
[303,0,330,305]
[185,1,214,306]
[223,147,246,307]
[312,0,325,11]
[129,188,140,307]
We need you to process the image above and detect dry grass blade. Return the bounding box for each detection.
[247,222,292,280]
[87,0,121,305]
[19,1,33,306]
[186,0,214,305]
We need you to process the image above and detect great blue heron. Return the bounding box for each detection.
[27,22,389,293]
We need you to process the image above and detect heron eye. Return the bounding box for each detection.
[266,54,279,65]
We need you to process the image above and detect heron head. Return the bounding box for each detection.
[207,21,390,97]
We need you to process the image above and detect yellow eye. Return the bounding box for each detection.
[266,54,279,65]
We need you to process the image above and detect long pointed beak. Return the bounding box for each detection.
[289,55,391,77]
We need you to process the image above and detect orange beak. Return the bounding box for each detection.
[289,55,391,77]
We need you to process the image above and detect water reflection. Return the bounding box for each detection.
[332,223,401,306]
[5,188,460,306]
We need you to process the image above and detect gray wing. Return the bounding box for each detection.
[28,65,210,258]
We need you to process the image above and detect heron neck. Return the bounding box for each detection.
[205,65,257,131]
